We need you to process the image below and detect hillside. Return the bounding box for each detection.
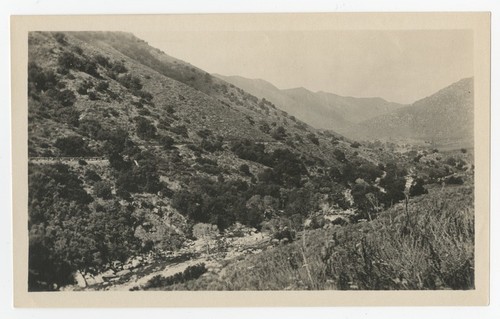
[27,31,474,292]
[214,74,405,134]
[345,77,474,148]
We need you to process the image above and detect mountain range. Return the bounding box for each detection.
[26,31,474,292]
[214,74,406,132]
[216,74,473,147]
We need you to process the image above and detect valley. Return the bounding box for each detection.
[27,31,475,292]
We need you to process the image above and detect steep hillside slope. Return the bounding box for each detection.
[214,74,405,133]
[346,78,474,148]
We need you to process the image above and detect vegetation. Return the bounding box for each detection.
[140,263,207,290]
[27,31,475,293]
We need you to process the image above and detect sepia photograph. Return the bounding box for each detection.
[10,12,490,307]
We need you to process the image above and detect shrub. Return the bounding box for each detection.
[142,263,207,290]
[28,63,58,92]
[334,149,346,163]
[95,81,109,92]
[169,125,188,138]
[350,141,361,148]
[135,116,157,139]
[239,164,251,175]
[201,138,223,153]
[271,126,287,140]
[111,60,128,74]
[410,178,428,197]
[117,74,142,91]
[85,169,101,182]
[93,54,110,67]
[53,32,67,44]
[196,129,212,139]
[160,135,175,149]
[259,122,271,134]
[307,133,319,145]
[94,181,112,199]
[445,176,464,185]
[54,136,89,156]
[88,91,98,101]
[77,81,93,95]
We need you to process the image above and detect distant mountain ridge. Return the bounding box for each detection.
[214,74,406,134]
[345,77,474,147]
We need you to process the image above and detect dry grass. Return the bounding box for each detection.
[166,184,474,291]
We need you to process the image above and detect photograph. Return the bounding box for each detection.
[10,13,490,307]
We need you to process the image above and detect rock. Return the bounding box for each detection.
[74,272,87,288]
[102,269,115,277]
[271,238,280,245]
[102,274,117,281]
[112,260,123,269]
[116,269,131,276]
[280,238,289,245]
[131,259,142,268]
[324,215,349,226]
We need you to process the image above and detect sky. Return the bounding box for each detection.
[131,29,473,105]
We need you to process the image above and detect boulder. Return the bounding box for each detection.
[74,272,87,288]
[324,215,349,226]
[116,269,131,276]
[131,259,142,268]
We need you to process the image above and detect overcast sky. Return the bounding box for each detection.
[132,29,473,104]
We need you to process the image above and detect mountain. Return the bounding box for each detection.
[26,31,474,292]
[214,74,405,134]
[345,77,474,148]
[26,31,386,289]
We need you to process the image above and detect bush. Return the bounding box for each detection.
[94,181,112,199]
[135,116,157,139]
[93,54,110,67]
[142,263,207,290]
[77,81,93,95]
[111,61,128,74]
[160,135,175,149]
[88,91,98,101]
[54,136,89,156]
[85,169,101,182]
[410,178,428,197]
[271,126,287,140]
[117,73,142,91]
[169,125,188,138]
[334,149,346,163]
[201,138,223,153]
[239,164,251,175]
[350,141,361,148]
[45,88,77,107]
[95,81,109,92]
[53,32,67,44]
[445,176,464,185]
[197,129,212,139]
[259,122,271,134]
[307,133,319,145]
[28,63,58,93]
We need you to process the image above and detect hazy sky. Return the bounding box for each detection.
[132,29,473,104]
